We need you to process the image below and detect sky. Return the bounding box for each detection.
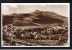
[1,3,70,17]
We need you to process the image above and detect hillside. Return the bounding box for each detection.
[3,10,67,26]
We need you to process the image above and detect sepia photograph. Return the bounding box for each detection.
[1,3,70,47]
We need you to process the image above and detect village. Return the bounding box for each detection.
[2,10,68,46]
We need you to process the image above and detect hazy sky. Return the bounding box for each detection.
[1,3,69,17]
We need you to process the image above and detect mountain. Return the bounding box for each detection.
[32,10,67,23]
[3,10,67,26]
